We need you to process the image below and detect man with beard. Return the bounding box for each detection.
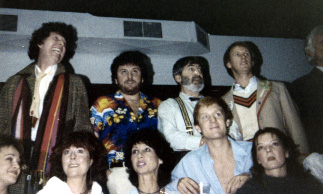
[158,56,209,160]
[90,51,161,194]
[222,41,309,155]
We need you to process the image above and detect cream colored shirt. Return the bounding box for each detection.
[31,65,57,141]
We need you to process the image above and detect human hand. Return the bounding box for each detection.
[177,177,199,194]
[225,173,251,194]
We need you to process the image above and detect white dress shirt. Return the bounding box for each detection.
[158,92,202,150]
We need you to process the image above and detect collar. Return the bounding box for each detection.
[35,64,57,77]
[179,92,203,101]
[114,90,150,102]
[316,66,323,72]
[233,76,257,93]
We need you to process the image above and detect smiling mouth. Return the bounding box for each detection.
[137,161,146,167]
[68,164,79,168]
[8,171,18,176]
[52,48,61,55]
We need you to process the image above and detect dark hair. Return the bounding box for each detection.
[250,127,305,178]
[193,96,233,127]
[49,131,107,192]
[223,41,263,78]
[124,129,175,188]
[172,56,209,80]
[28,22,78,62]
[110,51,154,86]
[0,135,25,171]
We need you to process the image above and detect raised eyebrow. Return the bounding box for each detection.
[4,154,17,157]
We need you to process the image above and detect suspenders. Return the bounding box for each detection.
[175,97,194,135]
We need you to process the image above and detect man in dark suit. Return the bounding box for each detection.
[292,25,323,153]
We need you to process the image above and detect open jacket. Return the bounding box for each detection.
[222,78,309,154]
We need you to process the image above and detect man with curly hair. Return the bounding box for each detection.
[0,22,92,194]
[90,50,161,194]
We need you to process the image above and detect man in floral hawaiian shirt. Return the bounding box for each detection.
[221,41,309,155]
[90,51,161,194]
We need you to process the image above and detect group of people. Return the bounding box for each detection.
[0,21,322,194]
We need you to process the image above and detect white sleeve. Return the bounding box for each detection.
[158,99,201,150]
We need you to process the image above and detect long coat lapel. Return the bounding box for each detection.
[226,87,243,133]
[256,78,272,115]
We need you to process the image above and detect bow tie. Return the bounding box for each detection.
[189,97,201,101]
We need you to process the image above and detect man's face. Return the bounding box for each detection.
[226,46,254,77]
[312,34,323,66]
[195,103,230,141]
[38,32,66,64]
[175,63,204,93]
[115,64,143,95]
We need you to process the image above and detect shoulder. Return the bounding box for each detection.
[38,177,70,194]
[222,88,233,100]
[158,98,178,110]
[236,177,263,194]
[92,96,117,109]
[182,146,207,161]
[232,139,253,153]
[124,188,138,194]
[91,181,103,194]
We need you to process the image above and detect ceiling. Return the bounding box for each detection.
[1,0,323,39]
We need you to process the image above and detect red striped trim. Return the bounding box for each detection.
[37,74,64,177]
[233,90,257,108]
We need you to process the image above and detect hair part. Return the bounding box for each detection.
[28,22,78,62]
[305,25,323,64]
[124,129,175,188]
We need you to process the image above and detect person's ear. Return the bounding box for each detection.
[90,159,93,166]
[174,74,181,84]
[306,49,315,57]
[115,78,118,84]
[159,159,163,164]
[141,78,144,83]
[285,151,289,158]
[226,62,232,69]
[195,125,202,133]
[226,119,231,127]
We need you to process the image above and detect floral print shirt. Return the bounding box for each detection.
[90,90,161,165]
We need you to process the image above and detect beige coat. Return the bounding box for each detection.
[222,78,309,154]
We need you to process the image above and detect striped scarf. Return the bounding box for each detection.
[11,73,69,186]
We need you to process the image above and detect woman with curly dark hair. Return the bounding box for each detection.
[37,131,108,194]
[0,135,24,194]
[236,127,322,194]
[124,129,175,194]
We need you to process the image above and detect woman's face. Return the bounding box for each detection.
[256,133,289,177]
[0,146,21,187]
[131,143,163,176]
[62,146,93,179]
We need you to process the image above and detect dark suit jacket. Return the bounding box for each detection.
[292,67,323,153]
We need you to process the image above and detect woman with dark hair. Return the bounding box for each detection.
[0,135,23,194]
[124,129,175,194]
[37,131,108,194]
[236,127,322,194]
